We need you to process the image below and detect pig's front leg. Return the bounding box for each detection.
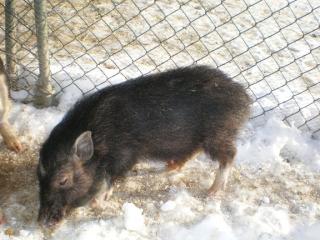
[90,180,110,209]
[103,174,114,201]
[90,172,116,209]
[91,149,138,209]
[106,148,138,198]
[0,208,6,225]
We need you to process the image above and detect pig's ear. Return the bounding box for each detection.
[73,131,94,161]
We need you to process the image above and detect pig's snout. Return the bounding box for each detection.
[38,205,67,227]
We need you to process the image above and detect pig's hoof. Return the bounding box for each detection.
[4,137,23,153]
[207,184,227,197]
[90,198,102,209]
[207,189,218,197]
[166,160,183,172]
[0,209,6,225]
[104,187,114,201]
[91,189,114,210]
[207,185,223,197]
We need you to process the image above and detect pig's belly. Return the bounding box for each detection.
[141,127,203,161]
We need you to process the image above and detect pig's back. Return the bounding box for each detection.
[91,66,250,159]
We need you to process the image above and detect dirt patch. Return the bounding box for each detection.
[0,145,39,195]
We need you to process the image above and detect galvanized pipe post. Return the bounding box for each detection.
[34,0,54,107]
[5,0,17,89]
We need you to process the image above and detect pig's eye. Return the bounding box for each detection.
[59,177,68,187]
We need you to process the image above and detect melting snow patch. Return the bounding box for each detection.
[292,222,320,240]
[122,203,146,234]
[160,214,236,240]
[236,118,320,171]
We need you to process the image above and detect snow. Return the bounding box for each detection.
[0,0,319,239]
[236,117,320,171]
[292,223,320,240]
[122,203,146,234]
[160,200,176,212]
[160,214,237,240]
[9,104,64,144]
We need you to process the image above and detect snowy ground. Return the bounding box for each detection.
[0,0,319,239]
[0,100,319,240]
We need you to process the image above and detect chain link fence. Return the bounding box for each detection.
[0,0,319,136]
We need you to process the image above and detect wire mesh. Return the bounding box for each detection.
[0,0,319,135]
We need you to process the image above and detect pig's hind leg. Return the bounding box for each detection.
[167,158,189,171]
[166,150,200,171]
[205,140,236,195]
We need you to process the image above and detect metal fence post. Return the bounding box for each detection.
[34,0,54,107]
[5,0,17,90]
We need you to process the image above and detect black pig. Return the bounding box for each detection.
[37,65,250,226]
